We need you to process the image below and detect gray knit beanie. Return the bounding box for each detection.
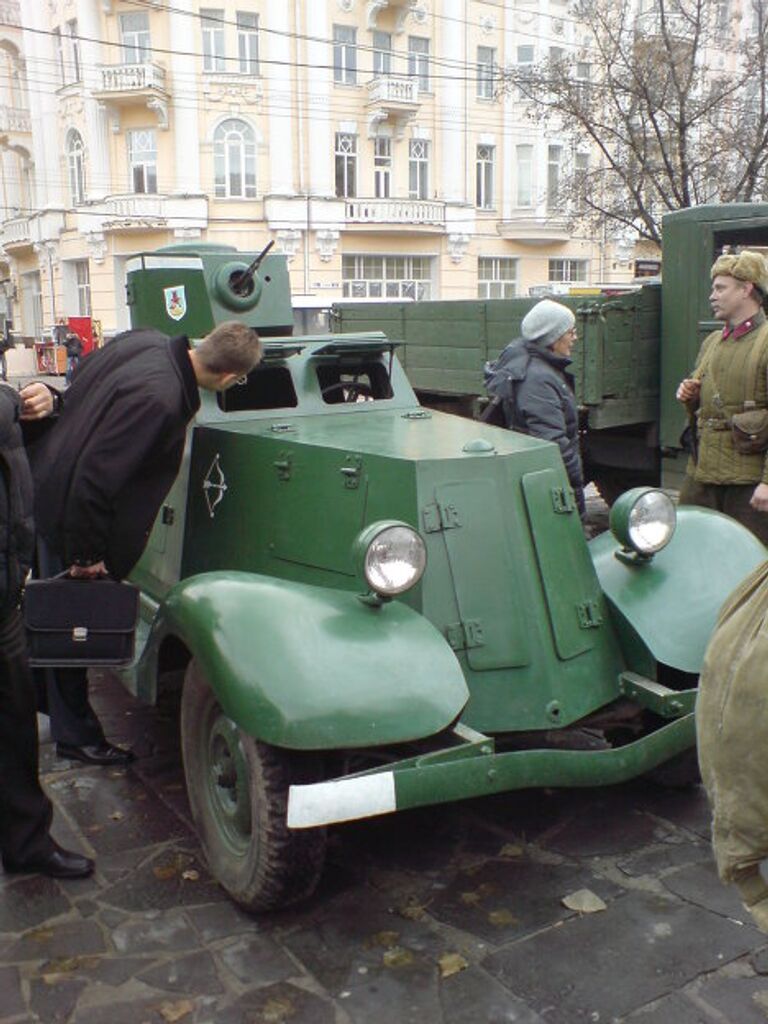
[521,299,576,348]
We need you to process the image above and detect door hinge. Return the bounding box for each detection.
[446,619,485,651]
[551,486,576,514]
[576,600,603,629]
[340,454,363,489]
[422,501,462,533]
[273,452,292,482]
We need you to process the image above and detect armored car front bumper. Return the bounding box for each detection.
[287,704,696,829]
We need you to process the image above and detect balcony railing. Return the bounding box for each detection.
[0,105,30,134]
[346,198,445,225]
[0,1,20,27]
[2,216,31,246]
[96,62,167,94]
[102,194,165,221]
[367,74,419,107]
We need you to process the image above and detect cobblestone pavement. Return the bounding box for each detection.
[2,664,767,1024]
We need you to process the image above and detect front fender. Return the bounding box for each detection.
[144,572,468,750]
[591,506,766,674]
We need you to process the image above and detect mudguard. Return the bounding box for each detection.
[590,506,766,674]
[135,572,469,750]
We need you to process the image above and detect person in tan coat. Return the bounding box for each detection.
[677,250,768,545]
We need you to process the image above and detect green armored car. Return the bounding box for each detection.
[120,244,765,911]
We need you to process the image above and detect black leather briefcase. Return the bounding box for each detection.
[24,575,140,667]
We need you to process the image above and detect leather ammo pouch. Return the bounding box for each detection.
[730,408,768,455]
[24,574,140,667]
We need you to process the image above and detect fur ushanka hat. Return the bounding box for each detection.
[711,250,768,296]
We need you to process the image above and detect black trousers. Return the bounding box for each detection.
[0,608,54,864]
[34,540,106,747]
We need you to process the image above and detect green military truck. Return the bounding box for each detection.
[118,236,764,913]
[331,203,768,499]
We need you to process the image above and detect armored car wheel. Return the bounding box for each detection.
[180,660,327,912]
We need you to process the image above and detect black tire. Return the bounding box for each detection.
[646,748,702,789]
[180,659,327,912]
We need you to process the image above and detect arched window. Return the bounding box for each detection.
[66,129,86,205]
[213,118,256,198]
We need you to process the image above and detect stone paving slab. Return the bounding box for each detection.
[2,671,767,1024]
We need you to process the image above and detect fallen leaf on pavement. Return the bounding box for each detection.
[181,870,200,881]
[383,946,416,968]
[438,952,469,978]
[561,889,607,914]
[159,1000,194,1023]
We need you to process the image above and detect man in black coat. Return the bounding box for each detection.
[0,381,93,878]
[486,298,585,517]
[33,321,262,765]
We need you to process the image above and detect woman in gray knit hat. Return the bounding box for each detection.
[485,298,585,517]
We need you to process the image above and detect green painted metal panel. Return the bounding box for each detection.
[154,572,468,749]
[522,468,605,660]
[590,505,766,674]
[435,479,531,670]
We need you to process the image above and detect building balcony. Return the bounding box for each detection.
[366,74,420,137]
[367,0,422,31]
[346,198,446,230]
[0,1,20,28]
[77,193,208,236]
[1,215,31,250]
[0,105,30,142]
[93,62,169,130]
[498,214,571,245]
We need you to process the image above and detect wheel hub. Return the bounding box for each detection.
[206,714,252,852]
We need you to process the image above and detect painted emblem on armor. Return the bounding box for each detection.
[203,453,227,518]
[163,285,187,321]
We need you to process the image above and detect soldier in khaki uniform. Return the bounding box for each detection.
[677,250,768,545]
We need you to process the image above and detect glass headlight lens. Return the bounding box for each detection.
[611,488,676,555]
[362,524,427,596]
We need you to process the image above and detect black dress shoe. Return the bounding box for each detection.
[56,741,135,766]
[4,842,94,879]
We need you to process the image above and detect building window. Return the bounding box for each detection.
[213,118,256,197]
[66,129,86,205]
[335,132,357,198]
[409,139,429,199]
[477,46,495,99]
[547,144,563,210]
[201,9,226,72]
[408,36,430,91]
[128,129,157,194]
[119,11,151,64]
[516,144,533,207]
[478,257,518,299]
[517,44,534,98]
[342,255,432,300]
[333,25,357,85]
[67,20,81,83]
[372,30,392,76]
[75,261,91,317]
[549,259,588,283]
[53,28,65,86]
[476,145,495,209]
[237,11,259,74]
[574,151,589,210]
[374,136,391,198]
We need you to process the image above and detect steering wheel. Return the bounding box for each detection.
[320,381,374,403]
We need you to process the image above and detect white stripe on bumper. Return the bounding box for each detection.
[287,772,396,829]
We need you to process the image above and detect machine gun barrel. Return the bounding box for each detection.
[232,240,275,295]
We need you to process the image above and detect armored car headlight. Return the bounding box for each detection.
[610,487,677,557]
[355,521,427,597]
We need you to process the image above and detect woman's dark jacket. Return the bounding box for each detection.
[33,330,200,579]
[0,386,35,613]
[486,337,585,514]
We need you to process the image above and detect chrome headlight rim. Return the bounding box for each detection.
[353,520,427,597]
[610,487,677,557]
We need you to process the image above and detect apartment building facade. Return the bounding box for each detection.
[1,0,638,340]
